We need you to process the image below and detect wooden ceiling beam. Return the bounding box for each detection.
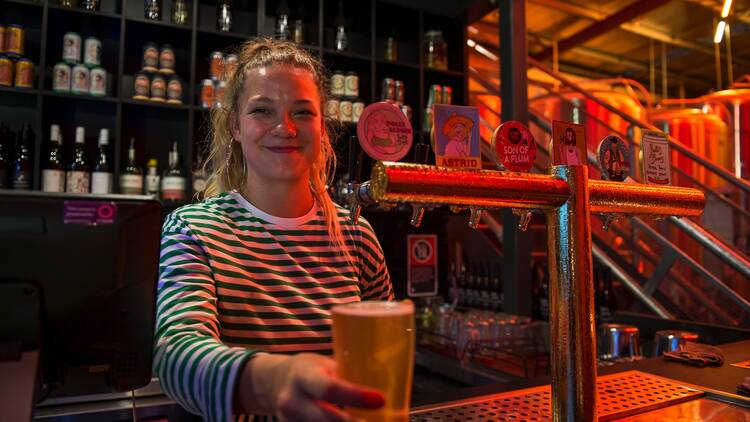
[532,0,671,61]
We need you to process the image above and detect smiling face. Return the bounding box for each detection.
[231,64,323,185]
[450,123,469,141]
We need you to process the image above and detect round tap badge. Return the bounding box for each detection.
[597,135,631,182]
[356,101,413,161]
[491,121,536,172]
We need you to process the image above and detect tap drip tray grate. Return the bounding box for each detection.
[410,370,704,421]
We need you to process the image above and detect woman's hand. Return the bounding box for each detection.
[236,353,385,421]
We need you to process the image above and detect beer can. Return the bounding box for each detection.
[159,44,175,74]
[324,97,340,119]
[215,80,227,108]
[89,66,106,96]
[330,70,345,96]
[344,71,358,97]
[352,99,365,123]
[71,64,90,94]
[142,42,159,72]
[133,71,150,99]
[53,62,72,92]
[63,31,82,64]
[167,75,183,104]
[84,36,101,67]
[0,25,6,54]
[339,97,353,122]
[6,25,24,58]
[200,79,214,108]
[442,85,452,105]
[394,79,405,105]
[14,58,34,89]
[401,104,412,123]
[224,54,238,80]
[427,84,442,106]
[381,78,395,101]
[210,51,224,81]
[0,56,12,87]
[150,73,166,101]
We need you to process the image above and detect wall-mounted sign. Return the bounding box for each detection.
[407,234,438,297]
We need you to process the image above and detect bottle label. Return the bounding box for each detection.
[91,171,113,194]
[161,176,186,200]
[146,174,160,195]
[42,169,65,192]
[12,170,31,190]
[120,174,143,194]
[192,177,206,193]
[66,171,90,193]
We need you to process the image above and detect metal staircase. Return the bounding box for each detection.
[467,60,750,326]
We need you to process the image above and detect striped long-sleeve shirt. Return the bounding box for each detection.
[154,191,393,421]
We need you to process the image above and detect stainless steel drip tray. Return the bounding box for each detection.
[409,370,708,421]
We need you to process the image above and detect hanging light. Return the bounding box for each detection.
[714,20,727,43]
[721,0,733,18]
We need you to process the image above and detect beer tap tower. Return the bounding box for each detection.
[347,155,704,420]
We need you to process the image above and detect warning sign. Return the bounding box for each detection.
[407,234,438,297]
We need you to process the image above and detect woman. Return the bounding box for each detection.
[155,39,393,422]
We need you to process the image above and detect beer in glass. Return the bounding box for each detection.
[331,301,415,422]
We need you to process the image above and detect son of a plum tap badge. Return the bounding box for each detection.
[597,135,631,182]
[491,121,536,172]
[356,102,413,162]
[433,104,481,169]
[642,130,672,185]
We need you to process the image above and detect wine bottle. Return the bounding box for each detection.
[91,128,112,194]
[66,126,90,193]
[161,141,186,202]
[120,137,143,194]
[42,124,65,192]
[12,124,33,190]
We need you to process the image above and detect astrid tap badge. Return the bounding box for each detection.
[642,130,672,185]
[356,102,413,162]
[597,135,631,181]
[491,121,536,172]
[433,104,481,169]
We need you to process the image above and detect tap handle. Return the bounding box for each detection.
[348,135,364,183]
[414,141,430,164]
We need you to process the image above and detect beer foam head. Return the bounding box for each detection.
[331,300,414,316]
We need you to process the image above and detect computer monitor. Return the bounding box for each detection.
[0,191,162,404]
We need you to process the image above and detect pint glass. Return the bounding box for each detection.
[331,300,415,422]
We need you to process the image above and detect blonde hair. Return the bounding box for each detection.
[203,38,350,257]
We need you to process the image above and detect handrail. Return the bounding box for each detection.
[527,57,750,195]
[668,216,750,279]
[528,82,750,226]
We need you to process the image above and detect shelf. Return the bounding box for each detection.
[0,0,42,8]
[47,4,122,20]
[122,97,190,110]
[125,17,192,32]
[425,68,465,77]
[376,59,420,70]
[196,28,252,42]
[323,48,371,62]
[43,90,118,103]
[0,85,38,95]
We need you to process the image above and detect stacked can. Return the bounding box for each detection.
[52,32,107,95]
[0,24,35,89]
[423,84,453,132]
[324,70,364,123]
[132,42,182,103]
[201,52,238,108]
[380,78,411,123]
